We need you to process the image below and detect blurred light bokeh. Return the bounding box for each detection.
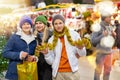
[0,0,31,15]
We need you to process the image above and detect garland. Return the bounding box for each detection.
[35,27,74,56]
[52,26,75,48]
[35,27,91,56]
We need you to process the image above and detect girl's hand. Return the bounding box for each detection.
[75,39,84,49]
[40,47,48,54]
[21,51,28,60]
[76,45,84,49]
[111,30,116,37]
[26,55,37,62]
[103,30,108,36]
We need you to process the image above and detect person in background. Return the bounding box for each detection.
[111,20,120,65]
[34,15,52,80]
[114,20,120,49]
[2,15,37,80]
[91,12,116,80]
[40,14,87,80]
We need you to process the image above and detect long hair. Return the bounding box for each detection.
[34,25,49,45]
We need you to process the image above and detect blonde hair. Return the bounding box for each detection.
[34,25,49,45]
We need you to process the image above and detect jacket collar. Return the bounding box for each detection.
[16,31,36,44]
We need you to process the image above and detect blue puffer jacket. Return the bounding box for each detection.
[2,33,37,80]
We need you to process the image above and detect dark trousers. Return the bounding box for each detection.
[37,53,52,80]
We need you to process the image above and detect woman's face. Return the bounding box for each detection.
[53,19,64,32]
[35,21,45,32]
[21,22,32,34]
[105,16,111,24]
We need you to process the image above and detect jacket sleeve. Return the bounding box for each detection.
[44,36,55,65]
[90,31,104,46]
[76,47,86,56]
[71,30,87,56]
[2,35,20,60]
[44,50,54,65]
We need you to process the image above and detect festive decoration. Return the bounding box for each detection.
[91,12,100,21]
[117,2,120,10]
[96,1,115,16]
[34,27,91,56]
[35,27,74,55]
[91,22,101,32]
[100,35,115,48]
[82,38,91,49]
[34,43,48,57]
[82,11,91,20]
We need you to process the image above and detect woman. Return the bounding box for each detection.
[2,15,37,80]
[91,13,116,80]
[40,14,87,80]
[34,15,53,80]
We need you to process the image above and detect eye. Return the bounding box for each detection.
[59,22,62,25]
[54,23,58,25]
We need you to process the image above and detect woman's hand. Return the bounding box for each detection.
[75,44,84,49]
[111,30,116,37]
[21,51,28,60]
[103,30,108,36]
[40,47,48,54]
[26,55,38,62]
[75,39,84,49]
